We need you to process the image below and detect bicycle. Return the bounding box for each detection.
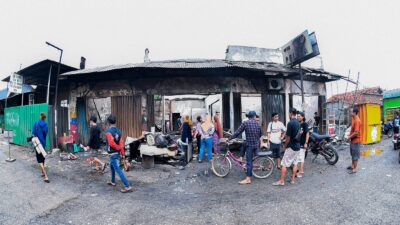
[211,140,275,179]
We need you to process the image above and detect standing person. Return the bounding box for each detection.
[177,116,183,131]
[81,115,107,172]
[273,108,300,186]
[181,115,193,143]
[32,112,49,183]
[313,112,321,133]
[229,111,263,185]
[105,115,132,193]
[267,113,286,170]
[193,116,203,153]
[348,107,361,174]
[197,115,214,163]
[296,112,309,177]
[212,114,223,154]
[393,111,400,135]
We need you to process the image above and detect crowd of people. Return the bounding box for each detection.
[30,105,365,190]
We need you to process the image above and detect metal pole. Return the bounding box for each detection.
[162,95,165,134]
[46,65,52,104]
[351,72,360,109]
[337,70,351,139]
[299,64,305,106]
[4,92,15,162]
[46,41,63,149]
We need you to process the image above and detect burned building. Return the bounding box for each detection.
[58,52,342,142]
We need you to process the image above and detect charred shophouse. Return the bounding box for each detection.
[58,47,343,144]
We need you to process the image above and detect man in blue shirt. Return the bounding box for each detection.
[273,108,300,186]
[229,111,263,185]
[393,111,400,135]
[32,112,49,183]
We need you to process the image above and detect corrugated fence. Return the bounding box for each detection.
[4,103,53,150]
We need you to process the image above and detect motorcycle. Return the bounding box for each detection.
[307,131,339,165]
[382,122,393,138]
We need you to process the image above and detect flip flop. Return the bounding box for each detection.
[239,180,251,185]
[290,180,295,184]
[272,181,284,186]
[107,182,116,186]
[346,166,353,170]
[44,179,50,183]
[296,174,303,178]
[120,187,133,193]
[348,170,357,174]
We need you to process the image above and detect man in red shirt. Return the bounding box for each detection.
[348,107,361,174]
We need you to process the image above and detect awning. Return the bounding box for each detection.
[0,84,35,100]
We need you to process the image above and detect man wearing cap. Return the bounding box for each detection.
[228,111,263,185]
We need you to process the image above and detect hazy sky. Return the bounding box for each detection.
[1,0,399,96]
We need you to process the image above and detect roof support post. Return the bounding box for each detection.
[46,65,52,104]
[299,63,305,108]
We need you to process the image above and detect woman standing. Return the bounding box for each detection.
[212,114,223,154]
[193,116,203,153]
[197,115,214,163]
[32,112,49,183]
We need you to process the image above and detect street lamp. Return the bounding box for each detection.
[46,41,63,150]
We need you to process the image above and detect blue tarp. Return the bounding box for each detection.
[0,84,35,100]
[383,89,400,99]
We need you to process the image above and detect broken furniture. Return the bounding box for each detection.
[139,144,177,169]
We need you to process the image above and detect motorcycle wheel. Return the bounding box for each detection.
[211,155,232,178]
[252,157,274,179]
[322,145,339,165]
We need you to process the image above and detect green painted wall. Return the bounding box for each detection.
[4,104,51,150]
[383,97,400,122]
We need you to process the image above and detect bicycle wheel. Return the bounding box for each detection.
[211,155,232,178]
[252,156,274,179]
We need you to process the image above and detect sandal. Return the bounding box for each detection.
[107,182,116,186]
[296,174,303,178]
[272,181,284,186]
[290,179,295,185]
[348,170,357,174]
[238,179,251,185]
[120,187,133,193]
[347,166,353,170]
[44,179,50,183]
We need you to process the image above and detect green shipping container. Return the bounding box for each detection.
[4,104,51,150]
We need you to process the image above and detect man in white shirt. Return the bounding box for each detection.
[267,113,286,169]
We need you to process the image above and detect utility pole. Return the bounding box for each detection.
[46,42,63,150]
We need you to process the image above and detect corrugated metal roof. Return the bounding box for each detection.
[60,59,342,80]
[327,87,383,105]
[0,84,35,100]
[383,89,400,99]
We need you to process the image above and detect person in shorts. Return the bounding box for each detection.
[32,112,50,183]
[273,108,300,186]
[348,107,361,174]
[296,111,309,178]
[267,113,286,169]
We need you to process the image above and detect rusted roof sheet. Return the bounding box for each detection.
[60,59,342,80]
[327,87,383,105]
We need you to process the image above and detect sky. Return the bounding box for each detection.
[1,0,399,97]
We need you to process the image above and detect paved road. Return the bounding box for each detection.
[1,138,399,225]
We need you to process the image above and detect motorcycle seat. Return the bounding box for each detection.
[312,133,332,140]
